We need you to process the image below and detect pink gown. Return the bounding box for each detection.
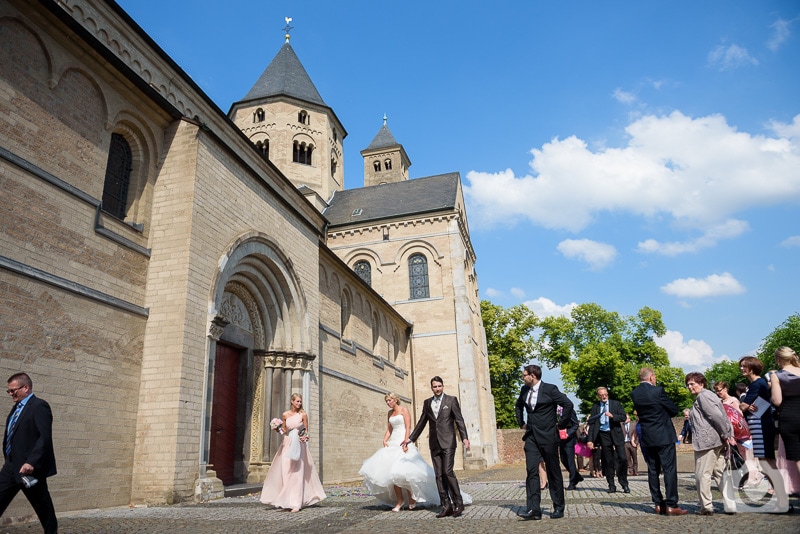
[260,412,326,510]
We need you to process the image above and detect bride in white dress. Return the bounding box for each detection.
[359,393,471,511]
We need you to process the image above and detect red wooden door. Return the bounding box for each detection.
[208,343,239,485]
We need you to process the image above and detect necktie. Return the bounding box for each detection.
[600,403,608,425]
[5,404,22,456]
[527,386,538,410]
[433,397,441,418]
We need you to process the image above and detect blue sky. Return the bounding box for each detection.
[118,1,800,378]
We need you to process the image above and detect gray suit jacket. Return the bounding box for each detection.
[408,393,468,453]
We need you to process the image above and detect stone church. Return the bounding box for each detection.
[0,0,496,516]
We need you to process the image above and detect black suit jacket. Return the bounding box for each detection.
[515,382,573,445]
[3,394,57,481]
[631,382,679,448]
[408,393,468,453]
[587,398,627,444]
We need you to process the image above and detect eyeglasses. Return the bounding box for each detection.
[6,386,24,394]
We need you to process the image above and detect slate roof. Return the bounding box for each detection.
[365,123,399,150]
[324,173,460,228]
[240,42,326,106]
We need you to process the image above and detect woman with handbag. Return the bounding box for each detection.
[686,372,737,515]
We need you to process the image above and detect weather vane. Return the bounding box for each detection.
[283,17,293,42]
[383,113,388,126]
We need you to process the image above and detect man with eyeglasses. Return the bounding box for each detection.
[514,364,573,520]
[0,373,57,533]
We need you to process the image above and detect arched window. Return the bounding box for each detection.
[298,110,309,125]
[354,260,371,286]
[340,291,351,339]
[293,141,313,165]
[254,108,265,122]
[256,139,269,160]
[330,158,337,178]
[393,328,400,361]
[373,161,381,172]
[102,133,132,220]
[384,158,392,170]
[409,254,429,299]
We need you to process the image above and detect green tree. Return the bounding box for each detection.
[537,303,690,415]
[703,360,742,394]
[481,301,538,428]
[757,313,800,370]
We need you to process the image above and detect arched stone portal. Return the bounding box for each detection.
[197,235,314,498]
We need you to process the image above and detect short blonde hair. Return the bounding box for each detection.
[775,346,800,368]
[385,392,401,405]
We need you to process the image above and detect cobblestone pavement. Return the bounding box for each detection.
[2,461,798,533]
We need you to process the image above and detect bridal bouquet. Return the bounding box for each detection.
[270,418,284,434]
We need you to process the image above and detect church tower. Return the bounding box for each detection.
[361,116,411,187]
[228,29,346,208]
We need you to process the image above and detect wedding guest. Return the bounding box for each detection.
[685,372,736,515]
[769,346,800,492]
[260,393,326,512]
[631,367,687,515]
[740,356,789,512]
[678,409,692,444]
[624,414,639,476]
[714,381,761,484]
[514,365,572,520]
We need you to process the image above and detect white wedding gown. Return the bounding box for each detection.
[359,414,472,508]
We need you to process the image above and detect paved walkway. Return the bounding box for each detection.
[2,460,797,533]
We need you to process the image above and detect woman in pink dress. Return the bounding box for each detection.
[260,393,326,512]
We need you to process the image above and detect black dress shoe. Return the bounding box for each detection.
[577,474,585,483]
[451,506,463,518]
[551,510,565,519]
[607,486,617,493]
[623,486,631,493]
[517,510,542,520]
[436,507,453,518]
[565,484,577,490]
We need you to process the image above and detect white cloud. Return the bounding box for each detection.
[637,219,749,256]
[523,297,577,319]
[768,114,800,138]
[768,18,792,52]
[780,235,800,248]
[708,43,758,70]
[485,287,500,298]
[655,330,721,371]
[557,239,617,270]
[661,272,745,298]
[510,287,526,299]
[612,88,636,104]
[463,112,800,233]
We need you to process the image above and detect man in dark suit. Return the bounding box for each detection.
[630,367,687,516]
[0,373,57,533]
[557,406,583,490]
[405,376,470,518]
[587,387,629,493]
[514,364,573,520]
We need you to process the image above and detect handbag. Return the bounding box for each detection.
[559,428,568,440]
[574,441,592,458]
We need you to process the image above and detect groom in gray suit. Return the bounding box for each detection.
[404,376,470,518]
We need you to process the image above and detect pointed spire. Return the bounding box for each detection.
[239,37,326,106]
[366,117,399,150]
